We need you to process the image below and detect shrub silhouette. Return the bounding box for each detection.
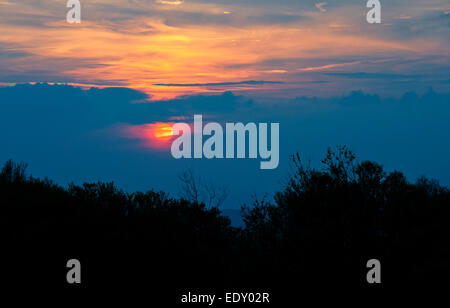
[1,146,449,295]
[241,146,450,288]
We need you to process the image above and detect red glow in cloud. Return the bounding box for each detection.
[122,122,176,150]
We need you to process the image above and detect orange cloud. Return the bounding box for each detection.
[0,1,447,99]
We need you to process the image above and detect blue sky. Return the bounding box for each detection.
[0,0,449,209]
[1,84,449,209]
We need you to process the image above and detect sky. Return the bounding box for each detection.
[0,0,449,210]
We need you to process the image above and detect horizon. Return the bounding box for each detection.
[1,0,449,208]
[1,83,450,213]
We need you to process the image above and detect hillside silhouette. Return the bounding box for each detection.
[1,146,449,299]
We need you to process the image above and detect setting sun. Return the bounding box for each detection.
[154,123,174,140]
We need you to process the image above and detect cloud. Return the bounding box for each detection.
[0,45,31,60]
[247,13,307,24]
[0,0,448,100]
[153,80,284,87]
[1,83,450,206]
[156,0,183,5]
[315,2,327,13]
[394,15,413,20]
[298,61,360,72]
[324,72,423,80]
[378,10,450,40]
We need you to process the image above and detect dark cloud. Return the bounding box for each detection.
[325,72,423,79]
[0,12,57,28]
[0,83,252,126]
[247,13,307,24]
[0,50,119,85]
[0,49,31,60]
[387,10,450,39]
[1,83,450,207]
[0,73,123,86]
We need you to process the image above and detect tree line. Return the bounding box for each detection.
[1,146,449,296]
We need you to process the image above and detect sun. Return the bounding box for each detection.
[120,122,176,150]
[153,123,174,140]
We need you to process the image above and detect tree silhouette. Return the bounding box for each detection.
[1,146,449,296]
[241,146,450,288]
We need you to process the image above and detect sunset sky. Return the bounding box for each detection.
[1,0,449,99]
[1,1,449,212]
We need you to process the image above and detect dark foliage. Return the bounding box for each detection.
[241,146,450,292]
[1,146,449,299]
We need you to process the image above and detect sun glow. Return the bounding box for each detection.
[120,122,175,150]
[154,123,174,140]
